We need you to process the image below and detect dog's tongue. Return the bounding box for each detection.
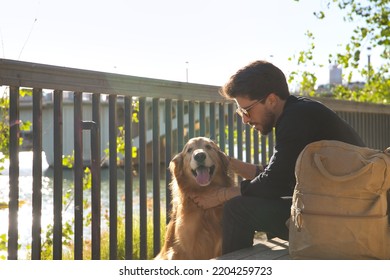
[195,166,210,186]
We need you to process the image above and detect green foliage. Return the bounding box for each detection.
[38,162,90,260]
[0,90,9,173]
[0,234,7,260]
[288,31,320,96]
[328,0,390,74]
[0,233,22,260]
[39,221,74,260]
[0,88,32,260]
[116,126,138,159]
[292,0,389,104]
[99,214,166,260]
[62,152,74,168]
[0,88,32,174]
[332,72,390,103]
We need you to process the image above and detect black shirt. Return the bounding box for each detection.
[240,95,365,198]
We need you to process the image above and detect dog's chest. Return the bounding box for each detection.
[176,207,222,237]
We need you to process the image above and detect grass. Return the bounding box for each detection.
[53,213,167,260]
[100,214,167,260]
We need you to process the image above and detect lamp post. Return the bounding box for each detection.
[186,61,189,83]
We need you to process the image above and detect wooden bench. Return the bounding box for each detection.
[215,238,290,260]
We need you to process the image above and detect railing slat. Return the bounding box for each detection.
[53,89,63,260]
[109,94,118,260]
[91,93,101,260]
[188,101,195,138]
[165,99,172,223]
[253,130,259,165]
[138,97,147,260]
[152,98,161,256]
[227,104,234,156]
[210,103,216,140]
[245,125,251,163]
[124,96,133,260]
[236,117,243,160]
[218,103,225,151]
[199,101,206,136]
[385,114,390,149]
[73,92,84,260]
[8,86,20,260]
[32,88,43,260]
[261,135,267,165]
[236,116,243,183]
[177,100,184,152]
[268,133,274,162]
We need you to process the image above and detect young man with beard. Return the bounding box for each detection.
[191,60,365,254]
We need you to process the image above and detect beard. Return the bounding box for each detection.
[251,110,276,136]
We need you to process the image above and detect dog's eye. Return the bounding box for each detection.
[187,148,193,153]
[205,144,212,150]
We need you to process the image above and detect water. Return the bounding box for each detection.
[0,151,167,259]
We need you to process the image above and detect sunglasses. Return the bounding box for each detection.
[236,96,267,119]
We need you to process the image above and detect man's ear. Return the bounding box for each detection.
[267,93,280,107]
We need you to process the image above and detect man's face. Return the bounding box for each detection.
[234,95,276,136]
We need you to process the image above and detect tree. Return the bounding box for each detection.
[292,0,390,103]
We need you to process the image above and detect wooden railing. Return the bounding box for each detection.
[1,59,389,260]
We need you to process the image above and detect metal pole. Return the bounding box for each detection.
[367,46,371,83]
[186,61,189,82]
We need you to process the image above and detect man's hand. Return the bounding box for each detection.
[228,156,264,179]
[191,187,241,209]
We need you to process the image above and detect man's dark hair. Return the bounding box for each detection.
[220,60,290,101]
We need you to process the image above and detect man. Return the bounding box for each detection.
[192,60,365,254]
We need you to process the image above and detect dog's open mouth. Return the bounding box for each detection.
[191,165,215,186]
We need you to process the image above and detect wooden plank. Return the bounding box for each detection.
[0,58,224,102]
[215,238,290,260]
[2,59,390,114]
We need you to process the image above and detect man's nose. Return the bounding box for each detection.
[241,114,250,124]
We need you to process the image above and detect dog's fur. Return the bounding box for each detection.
[155,137,233,260]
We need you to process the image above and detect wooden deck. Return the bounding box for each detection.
[215,238,290,260]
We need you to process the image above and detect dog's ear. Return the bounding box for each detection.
[169,152,183,178]
[218,149,235,182]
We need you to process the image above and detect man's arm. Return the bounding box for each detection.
[191,186,241,209]
[190,157,264,209]
[229,157,264,179]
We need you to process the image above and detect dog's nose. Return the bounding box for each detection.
[194,151,206,163]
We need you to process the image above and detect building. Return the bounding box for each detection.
[329,64,342,85]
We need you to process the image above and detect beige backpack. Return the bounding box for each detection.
[289,140,390,259]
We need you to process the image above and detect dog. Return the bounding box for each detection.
[155,137,233,260]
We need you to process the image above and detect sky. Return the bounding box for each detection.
[0,0,382,88]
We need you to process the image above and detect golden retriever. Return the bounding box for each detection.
[155,137,233,260]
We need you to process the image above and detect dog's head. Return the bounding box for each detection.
[170,137,229,188]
